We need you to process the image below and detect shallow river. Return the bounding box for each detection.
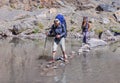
[0,37,120,83]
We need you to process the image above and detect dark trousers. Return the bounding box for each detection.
[83,32,89,44]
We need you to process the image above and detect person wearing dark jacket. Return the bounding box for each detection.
[47,19,68,62]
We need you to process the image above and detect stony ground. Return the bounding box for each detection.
[0,0,120,40]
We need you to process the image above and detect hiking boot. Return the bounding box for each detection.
[63,59,69,63]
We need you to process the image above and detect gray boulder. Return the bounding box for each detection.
[75,3,95,11]
[100,18,110,24]
[88,38,107,48]
[99,30,116,41]
[112,1,120,10]
[11,19,37,35]
[114,10,120,22]
[96,4,116,12]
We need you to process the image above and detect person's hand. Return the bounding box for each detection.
[45,32,48,36]
[56,35,61,38]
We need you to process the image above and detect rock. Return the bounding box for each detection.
[112,1,120,10]
[100,18,110,24]
[104,30,114,36]
[110,27,120,36]
[89,18,95,23]
[74,33,82,38]
[0,0,52,10]
[107,36,116,41]
[35,13,47,19]
[0,1,6,7]
[3,29,13,37]
[14,14,30,21]
[11,17,39,35]
[49,8,57,14]
[114,32,120,36]
[12,24,22,35]
[96,4,116,12]
[20,29,35,35]
[78,44,90,53]
[102,30,116,41]
[88,38,107,48]
[56,0,65,7]
[114,10,120,22]
[89,31,95,37]
[18,33,46,39]
[12,22,31,35]
[76,3,95,11]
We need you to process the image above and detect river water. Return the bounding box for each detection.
[0,37,120,83]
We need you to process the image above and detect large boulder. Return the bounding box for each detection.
[96,4,116,12]
[88,38,107,48]
[114,10,120,22]
[11,18,37,35]
[75,3,95,10]
[100,17,110,24]
[112,1,120,10]
[109,26,120,36]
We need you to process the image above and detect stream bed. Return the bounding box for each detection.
[0,37,120,83]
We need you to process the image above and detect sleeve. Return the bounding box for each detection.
[88,23,91,31]
[48,25,54,35]
[60,24,66,37]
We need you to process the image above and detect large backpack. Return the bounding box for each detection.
[55,14,67,37]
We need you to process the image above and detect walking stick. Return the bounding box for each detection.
[43,36,48,56]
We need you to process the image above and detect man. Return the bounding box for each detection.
[47,19,68,62]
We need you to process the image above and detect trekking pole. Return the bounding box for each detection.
[43,26,51,56]
[43,35,48,56]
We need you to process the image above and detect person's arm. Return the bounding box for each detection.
[60,25,66,37]
[48,25,54,35]
[81,22,84,34]
[88,23,91,32]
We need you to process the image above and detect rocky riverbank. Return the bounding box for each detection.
[0,0,120,41]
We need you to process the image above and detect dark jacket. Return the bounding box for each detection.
[49,24,66,38]
[82,23,89,32]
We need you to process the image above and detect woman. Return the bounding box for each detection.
[81,17,90,44]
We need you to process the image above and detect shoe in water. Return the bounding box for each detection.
[48,59,55,64]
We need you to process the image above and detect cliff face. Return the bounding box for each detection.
[0,0,58,10]
[0,0,120,39]
[1,0,80,10]
[0,0,93,11]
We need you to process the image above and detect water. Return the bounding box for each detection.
[0,37,120,83]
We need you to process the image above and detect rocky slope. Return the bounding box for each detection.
[0,0,120,40]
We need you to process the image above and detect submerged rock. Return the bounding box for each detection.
[78,44,91,54]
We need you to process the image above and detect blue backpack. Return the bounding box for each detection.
[55,14,67,37]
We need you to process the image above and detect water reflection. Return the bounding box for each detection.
[81,52,90,76]
[0,37,74,83]
[0,37,45,83]
[9,37,24,46]
[10,47,16,83]
[0,37,119,83]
